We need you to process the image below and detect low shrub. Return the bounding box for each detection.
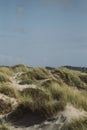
[19,79,32,85]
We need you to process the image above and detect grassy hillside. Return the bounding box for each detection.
[0,64,87,129]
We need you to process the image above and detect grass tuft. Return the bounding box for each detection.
[0,118,10,130]
[67,117,87,130]
[0,73,10,83]
[0,84,19,98]
[0,99,12,114]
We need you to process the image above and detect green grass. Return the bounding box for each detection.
[19,79,33,85]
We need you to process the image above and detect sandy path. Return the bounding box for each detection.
[11,72,37,91]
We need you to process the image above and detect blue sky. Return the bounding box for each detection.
[0,0,87,67]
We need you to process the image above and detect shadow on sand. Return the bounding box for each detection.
[5,109,46,127]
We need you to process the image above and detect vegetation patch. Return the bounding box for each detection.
[53,68,86,89]
[0,65,87,130]
[8,85,66,121]
[0,99,12,114]
[11,64,28,73]
[0,73,10,83]
[0,118,10,130]
[52,85,87,111]
[18,68,50,81]
[79,74,87,84]
[19,79,33,85]
[0,84,19,98]
[67,117,87,130]
[0,67,13,76]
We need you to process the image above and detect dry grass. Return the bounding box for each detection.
[67,117,87,130]
[0,72,11,83]
[0,84,19,98]
[42,81,87,111]
[0,99,12,114]
[18,67,50,81]
[9,86,66,121]
[49,84,87,111]
[11,64,29,73]
[0,67,13,76]
[0,118,10,130]
[0,65,87,129]
[53,68,87,89]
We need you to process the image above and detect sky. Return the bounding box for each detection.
[0,0,87,67]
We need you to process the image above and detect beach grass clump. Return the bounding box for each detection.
[19,79,33,85]
[0,99,12,114]
[53,68,86,89]
[11,64,28,73]
[51,85,87,111]
[0,84,19,98]
[18,68,50,81]
[67,117,87,130]
[0,72,10,83]
[0,67,13,76]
